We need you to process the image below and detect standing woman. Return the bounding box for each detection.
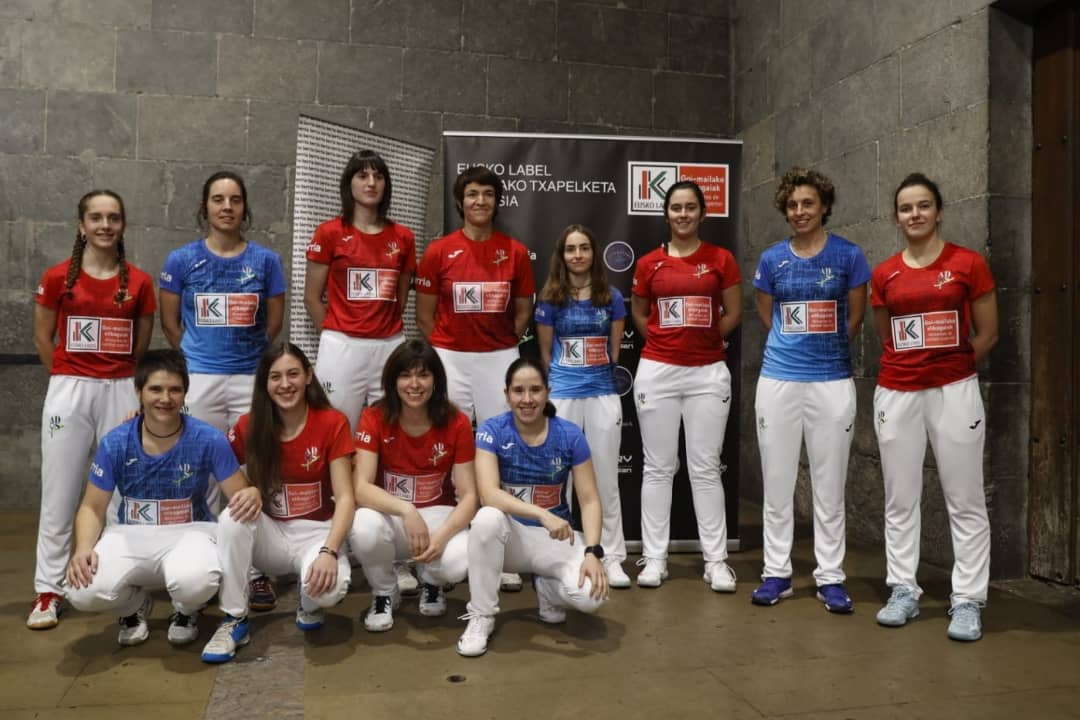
[457,357,609,657]
[205,342,355,664]
[631,180,742,591]
[872,173,997,642]
[751,168,870,612]
[28,190,157,630]
[535,224,630,588]
[349,340,478,632]
[304,149,416,430]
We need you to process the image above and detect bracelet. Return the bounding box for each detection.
[318,546,338,559]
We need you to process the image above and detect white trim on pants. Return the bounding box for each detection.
[873,375,990,606]
[552,394,627,562]
[634,358,732,562]
[465,506,605,617]
[315,331,403,430]
[434,346,518,424]
[349,505,468,595]
[36,375,137,595]
[755,376,855,585]
[216,508,351,617]
[66,523,220,617]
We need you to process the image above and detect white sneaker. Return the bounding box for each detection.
[296,606,325,631]
[418,583,447,617]
[604,559,632,589]
[364,591,401,632]
[200,615,250,664]
[167,611,199,645]
[500,572,523,592]
[395,563,419,597]
[456,612,495,657]
[534,576,567,624]
[117,595,153,646]
[635,558,669,588]
[704,561,737,593]
[27,592,62,630]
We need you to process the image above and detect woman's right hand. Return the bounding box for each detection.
[66,548,98,589]
[539,511,573,542]
[402,507,431,557]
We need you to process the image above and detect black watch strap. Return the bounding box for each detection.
[584,545,605,559]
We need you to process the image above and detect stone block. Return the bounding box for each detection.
[990,288,1028,384]
[116,30,216,96]
[218,36,318,102]
[30,222,79,273]
[151,0,253,34]
[821,58,899,159]
[46,91,137,158]
[987,471,1026,579]
[91,159,169,228]
[317,43,402,107]
[402,49,485,115]
[404,0,462,51]
[0,156,92,223]
[734,61,768,132]
[738,115,775,188]
[778,0,842,45]
[53,0,152,28]
[844,448,884,548]
[247,101,306,166]
[989,8,1032,106]
[987,195,1030,291]
[774,101,821,171]
[567,64,652,128]
[815,143,876,228]
[654,72,731,135]
[138,95,248,163]
[870,0,984,57]
[488,58,567,122]
[244,165,291,234]
[0,364,45,430]
[442,114,517,133]
[462,0,556,60]
[165,163,287,234]
[900,13,989,127]
[809,6,880,93]
[367,107,442,149]
[22,22,115,92]
[0,220,32,289]
[128,225,200,280]
[668,14,730,76]
[0,89,45,154]
[743,177,787,255]
[733,0,779,71]
[0,296,36,356]
[557,4,668,69]
[646,0,731,18]
[988,97,1031,198]
[768,29,811,112]
[254,0,349,42]
[987,381,1028,480]
[0,21,24,87]
[350,0,405,46]
[0,426,44,508]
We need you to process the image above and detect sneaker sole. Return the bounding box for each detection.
[201,634,251,664]
[168,631,200,645]
[456,642,488,657]
[816,592,854,614]
[249,601,277,612]
[27,617,60,630]
[751,588,793,606]
[637,572,669,588]
[363,621,394,633]
[876,609,919,627]
[947,629,982,642]
[608,578,632,589]
[418,606,447,618]
[296,620,324,631]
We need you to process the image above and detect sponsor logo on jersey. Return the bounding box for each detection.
[416,276,432,288]
[452,282,510,313]
[355,430,372,445]
[501,441,515,451]
[779,300,837,334]
[268,482,322,518]
[302,446,320,471]
[125,497,193,525]
[430,442,448,466]
[476,431,494,444]
[934,270,955,289]
[890,310,959,351]
[159,271,173,284]
[492,249,509,266]
[447,249,464,259]
[307,242,322,253]
[126,457,138,466]
[175,463,193,487]
[777,260,790,269]
[90,461,103,477]
[194,293,259,327]
[503,483,562,510]
[385,241,400,258]
[817,267,835,286]
[238,266,256,284]
[658,296,712,328]
[348,268,399,301]
[693,263,709,279]
[66,316,134,353]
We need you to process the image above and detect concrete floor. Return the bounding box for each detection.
[3,505,1080,720]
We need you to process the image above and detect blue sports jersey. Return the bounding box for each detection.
[753,234,871,381]
[475,412,591,527]
[89,415,239,525]
[159,240,287,374]
[535,288,626,399]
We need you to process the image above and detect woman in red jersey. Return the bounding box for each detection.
[871,173,998,642]
[28,190,156,630]
[350,339,478,632]
[630,180,742,592]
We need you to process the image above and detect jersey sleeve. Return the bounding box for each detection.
[848,246,872,289]
[718,248,742,290]
[631,259,651,299]
[610,288,627,321]
[355,407,383,453]
[327,411,356,462]
[968,252,996,300]
[474,418,499,454]
[209,431,242,483]
[752,253,774,294]
[34,266,64,311]
[399,225,418,274]
[227,416,248,464]
[568,424,592,465]
[415,244,440,295]
[266,252,287,297]
[306,222,334,264]
[159,249,185,294]
[513,242,536,297]
[869,264,889,308]
[534,301,556,326]
[451,412,477,464]
[88,442,118,493]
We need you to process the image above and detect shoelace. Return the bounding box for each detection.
[422,585,441,603]
[251,577,274,597]
[950,603,979,622]
[457,613,490,638]
[373,595,393,613]
[120,613,142,628]
[171,612,193,628]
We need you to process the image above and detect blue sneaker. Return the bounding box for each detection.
[201,615,250,663]
[947,602,982,642]
[816,583,854,614]
[876,586,919,627]
[751,577,793,606]
[296,606,324,631]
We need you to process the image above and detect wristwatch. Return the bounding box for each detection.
[583,545,605,559]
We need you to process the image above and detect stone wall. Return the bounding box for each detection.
[0,0,733,508]
[732,0,1032,579]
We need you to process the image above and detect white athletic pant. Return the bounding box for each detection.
[216,508,351,617]
[435,346,518,424]
[36,375,137,595]
[873,375,990,606]
[185,372,254,516]
[66,523,220,617]
[755,377,855,585]
[552,394,627,562]
[315,331,403,430]
[465,506,605,617]
[349,505,468,595]
[634,359,732,562]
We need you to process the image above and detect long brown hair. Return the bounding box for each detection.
[537,224,613,307]
[245,342,332,499]
[372,339,456,428]
[67,190,130,305]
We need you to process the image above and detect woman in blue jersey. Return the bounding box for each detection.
[456,357,609,657]
[534,224,629,588]
[751,167,869,612]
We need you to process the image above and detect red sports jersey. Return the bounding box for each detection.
[871,243,995,391]
[229,406,355,522]
[354,406,475,509]
[306,217,416,338]
[415,229,535,351]
[35,260,156,378]
[632,242,741,366]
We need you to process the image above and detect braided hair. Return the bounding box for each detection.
[67,190,129,305]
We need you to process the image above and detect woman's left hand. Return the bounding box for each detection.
[305,551,339,598]
[579,554,609,601]
[228,486,262,523]
[413,528,449,564]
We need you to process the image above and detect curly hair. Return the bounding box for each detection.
[773,167,836,225]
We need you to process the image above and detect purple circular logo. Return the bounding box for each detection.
[604,241,635,273]
[613,364,634,396]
